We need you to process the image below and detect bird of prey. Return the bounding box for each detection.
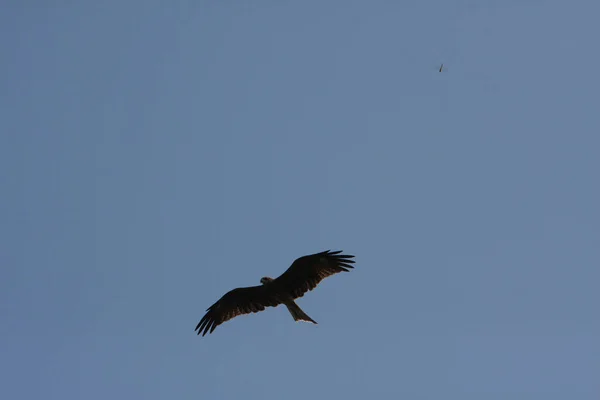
[195,250,355,336]
[439,63,444,72]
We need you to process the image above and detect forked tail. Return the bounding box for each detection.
[285,301,317,324]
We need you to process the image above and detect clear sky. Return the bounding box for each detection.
[1,1,599,399]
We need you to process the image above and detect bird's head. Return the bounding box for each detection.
[260,277,274,285]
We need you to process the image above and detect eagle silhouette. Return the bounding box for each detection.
[195,250,355,336]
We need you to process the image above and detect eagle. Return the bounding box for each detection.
[195,250,355,336]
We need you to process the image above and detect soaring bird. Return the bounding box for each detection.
[195,250,355,336]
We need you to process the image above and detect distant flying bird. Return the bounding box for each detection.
[439,63,444,72]
[195,250,355,336]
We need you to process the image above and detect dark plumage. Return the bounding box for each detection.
[195,250,355,336]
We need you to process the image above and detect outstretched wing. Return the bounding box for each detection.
[195,285,285,336]
[274,250,355,299]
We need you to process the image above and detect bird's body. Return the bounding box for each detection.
[259,276,317,324]
[195,250,355,336]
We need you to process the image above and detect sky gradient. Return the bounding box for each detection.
[1,1,599,399]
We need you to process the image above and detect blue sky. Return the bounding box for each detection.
[1,1,599,398]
